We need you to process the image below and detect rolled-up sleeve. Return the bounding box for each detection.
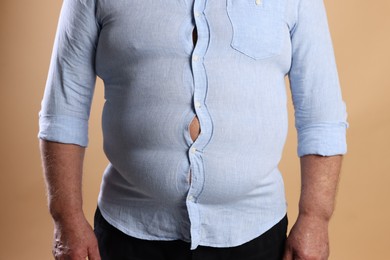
[288,0,349,157]
[38,0,100,147]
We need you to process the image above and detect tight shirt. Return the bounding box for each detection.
[38,0,348,249]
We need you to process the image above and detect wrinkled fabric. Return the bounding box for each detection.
[38,0,348,249]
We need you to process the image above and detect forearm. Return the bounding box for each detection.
[298,154,343,221]
[39,139,86,222]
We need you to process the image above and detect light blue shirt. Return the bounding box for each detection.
[38,0,348,249]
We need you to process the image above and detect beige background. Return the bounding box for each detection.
[1,0,389,259]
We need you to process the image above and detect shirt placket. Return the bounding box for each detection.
[186,0,213,250]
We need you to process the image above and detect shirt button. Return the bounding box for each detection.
[188,195,195,202]
[192,55,199,62]
[194,101,201,108]
[194,12,200,17]
[255,0,262,5]
[190,147,197,153]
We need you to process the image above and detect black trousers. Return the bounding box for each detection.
[94,207,287,260]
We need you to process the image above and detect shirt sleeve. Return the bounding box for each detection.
[38,0,100,147]
[288,0,349,157]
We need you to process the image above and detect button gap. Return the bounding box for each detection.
[189,25,200,143]
[189,115,201,142]
[192,25,198,47]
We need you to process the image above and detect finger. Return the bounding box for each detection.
[282,247,293,260]
[87,244,101,260]
[292,251,306,260]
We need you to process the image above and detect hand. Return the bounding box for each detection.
[283,214,330,260]
[52,214,101,260]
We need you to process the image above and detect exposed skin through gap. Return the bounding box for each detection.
[188,26,200,184]
[189,26,200,143]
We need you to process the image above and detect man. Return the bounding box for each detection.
[39,0,348,259]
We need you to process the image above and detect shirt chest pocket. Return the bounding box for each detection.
[226,0,285,60]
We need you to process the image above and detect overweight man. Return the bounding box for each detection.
[39,0,348,259]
